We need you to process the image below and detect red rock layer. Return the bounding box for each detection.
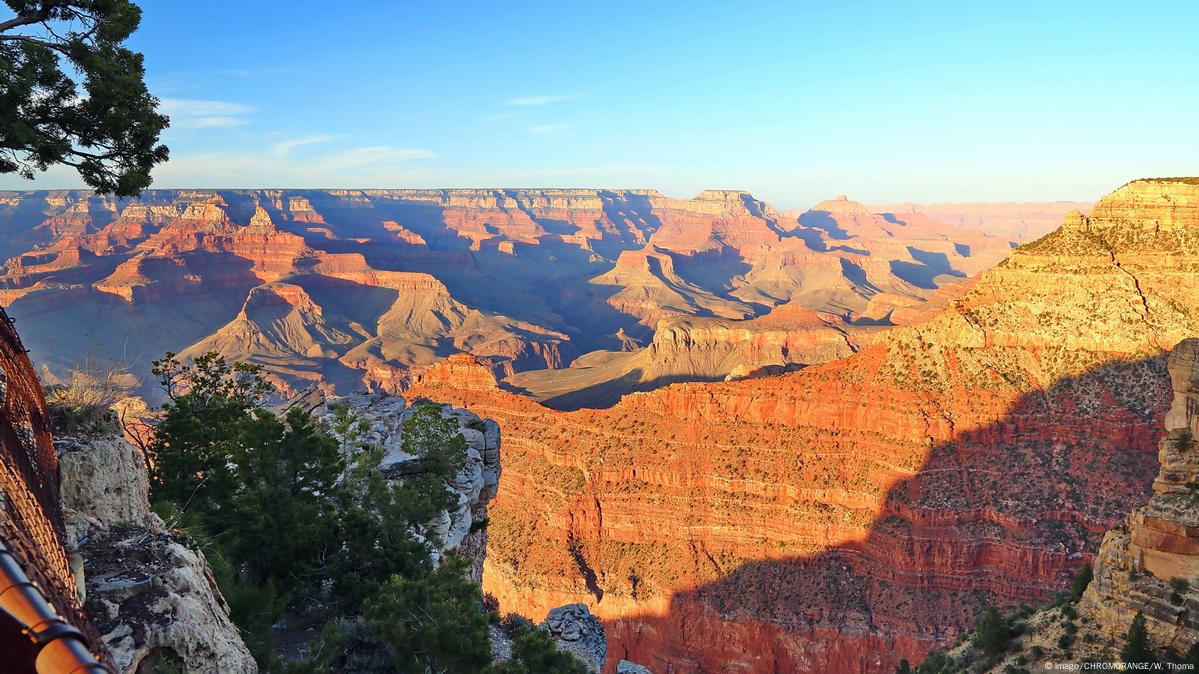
[406,179,1199,673]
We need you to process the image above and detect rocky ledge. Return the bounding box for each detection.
[57,434,257,674]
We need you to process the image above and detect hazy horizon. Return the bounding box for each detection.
[0,184,1100,210]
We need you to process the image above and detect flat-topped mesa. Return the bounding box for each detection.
[177,199,234,229]
[1085,178,1199,233]
[332,188,666,213]
[683,189,773,216]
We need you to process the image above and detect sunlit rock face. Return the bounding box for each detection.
[404,179,1199,673]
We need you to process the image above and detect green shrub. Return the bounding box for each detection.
[402,402,469,475]
[974,607,1011,656]
[495,621,589,674]
[1070,562,1093,603]
[366,556,493,673]
[914,650,952,674]
[1121,613,1154,666]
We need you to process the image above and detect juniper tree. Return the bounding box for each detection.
[1,0,169,195]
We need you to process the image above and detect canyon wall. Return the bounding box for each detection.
[405,179,1199,673]
[1080,336,1199,653]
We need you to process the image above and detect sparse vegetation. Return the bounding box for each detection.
[1175,429,1194,453]
[1170,577,1190,605]
[144,351,568,672]
[973,606,1011,657]
[42,358,135,435]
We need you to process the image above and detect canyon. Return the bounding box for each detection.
[401,179,1199,673]
[0,189,1072,405]
[4,182,1160,673]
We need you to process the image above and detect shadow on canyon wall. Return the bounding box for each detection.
[599,353,1171,674]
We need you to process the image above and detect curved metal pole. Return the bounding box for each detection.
[0,539,109,674]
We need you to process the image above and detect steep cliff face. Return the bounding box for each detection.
[57,434,258,674]
[405,179,1199,673]
[931,337,1199,672]
[1081,336,1199,653]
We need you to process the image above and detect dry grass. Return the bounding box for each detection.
[43,358,138,435]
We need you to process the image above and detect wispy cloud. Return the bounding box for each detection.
[506,93,588,106]
[530,123,574,136]
[160,99,254,129]
[271,134,338,156]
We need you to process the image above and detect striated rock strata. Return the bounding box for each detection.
[405,179,1199,673]
[1,188,1026,402]
[1080,336,1199,653]
[934,336,1199,672]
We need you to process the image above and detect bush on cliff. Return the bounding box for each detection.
[365,555,494,672]
[494,622,590,674]
[1070,562,1093,603]
[973,606,1011,656]
[402,400,469,476]
[42,358,135,435]
[913,650,953,674]
[145,351,495,671]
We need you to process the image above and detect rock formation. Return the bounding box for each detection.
[404,178,1199,673]
[0,188,1029,404]
[541,603,608,672]
[314,390,501,569]
[1080,336,1199,653]
[506,312,872,410]
[56,433,258,673]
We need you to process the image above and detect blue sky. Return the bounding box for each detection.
[5,0,1198,208]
